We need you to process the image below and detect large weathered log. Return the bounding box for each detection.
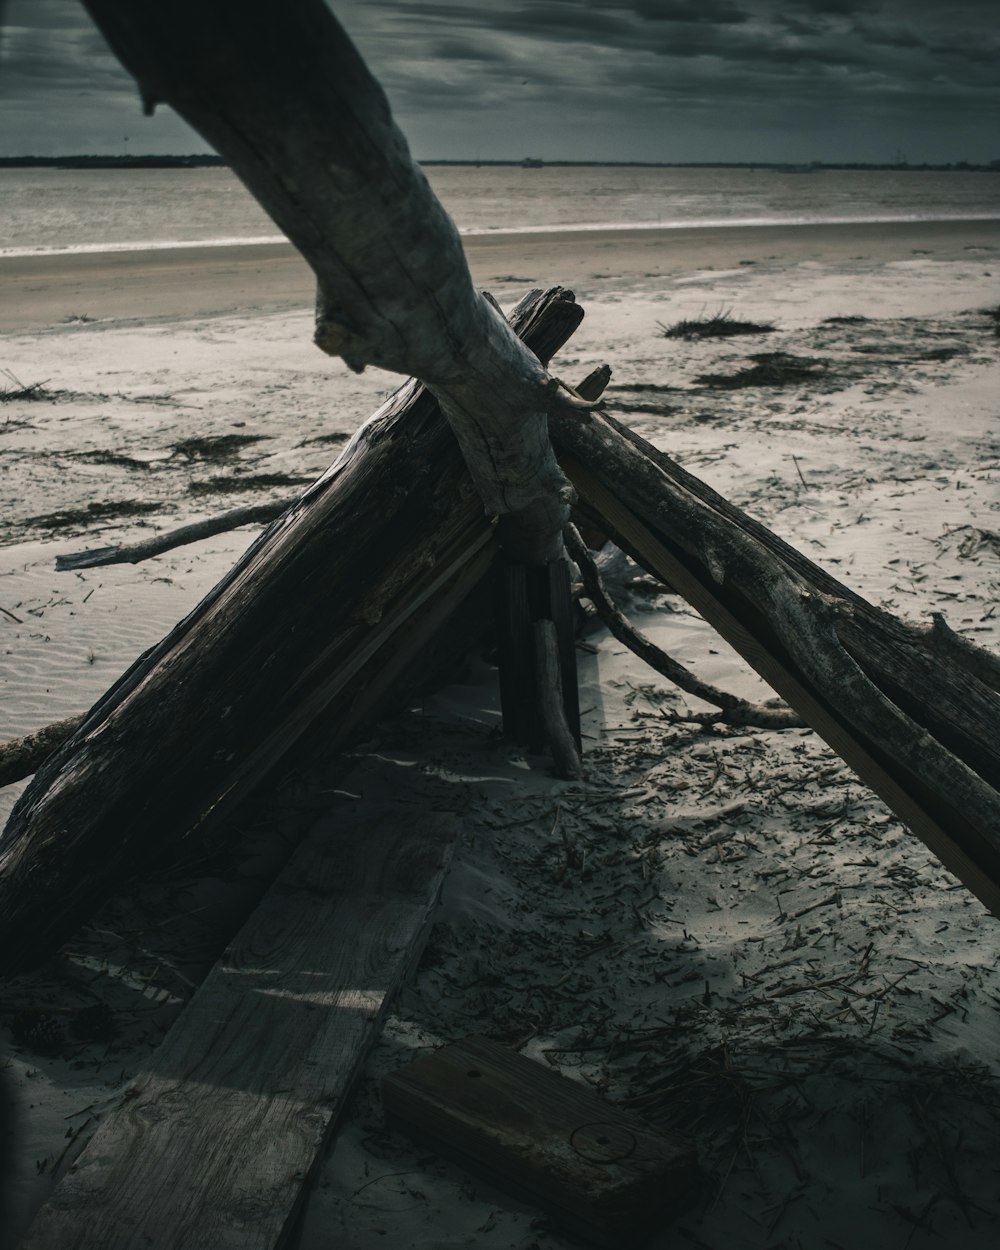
[550,407,1000,917]
[80,0,590,566]
[5,297,999,969]
[0,288,584,978]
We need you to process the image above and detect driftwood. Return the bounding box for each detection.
[533,620,582,780]
[0,288,583,978]
[80,0,593,567]
[0,717,84,789]
[550,408,1000,916]
[5,323,999,973]
[19,801,457,1250]
[2,0,997,983]
[382,1036,698,1246]
[79,0,589,775]
[563,524,804,730]
[55,504,285,571]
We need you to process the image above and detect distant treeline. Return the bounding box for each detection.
[0,154,227,169]
[1,154,998,172]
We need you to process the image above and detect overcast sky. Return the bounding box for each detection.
[1,0,997,164]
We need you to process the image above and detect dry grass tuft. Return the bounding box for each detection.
[659,309,775,340]
[1,369,50,402]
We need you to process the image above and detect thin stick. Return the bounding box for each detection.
[56,503,288,571]
[563,524,804,730]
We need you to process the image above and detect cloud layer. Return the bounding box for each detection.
[1,0,997,161]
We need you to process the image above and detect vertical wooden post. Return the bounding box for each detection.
[494,554,581,765]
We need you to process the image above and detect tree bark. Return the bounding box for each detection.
[79,0,584,565]
[0,717,84,788]
[550,406,1000,916]
[0,288,583,978]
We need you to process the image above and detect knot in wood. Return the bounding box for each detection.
[569,1121,636,1164]
[314,318,366,373]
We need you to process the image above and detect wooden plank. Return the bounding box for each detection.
[382,1035,699,1248]
[494,558,581,755]
[544,558,581,749]
[493,559,537,747]
[20,803,457,1250]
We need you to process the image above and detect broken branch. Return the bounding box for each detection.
[55,504,287,571]
[564,524,804,730]
[0,717,84,788]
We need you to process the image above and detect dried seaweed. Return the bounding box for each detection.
[659,310,776,340]
[697,351,829,389]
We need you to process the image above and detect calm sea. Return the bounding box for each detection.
[2,164,999,256]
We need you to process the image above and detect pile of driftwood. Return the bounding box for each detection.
[1,0,998,979]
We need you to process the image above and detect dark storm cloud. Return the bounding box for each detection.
[852,20,925,50]
[430,36,510,64]
[1,0,998,162]
[608,1,749,21]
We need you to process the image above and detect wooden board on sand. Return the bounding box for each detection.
[19,800,457,1250]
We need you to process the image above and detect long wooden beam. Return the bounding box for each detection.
[550,407,1000,917]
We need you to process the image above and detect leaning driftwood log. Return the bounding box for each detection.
[82,0,587,767]
[0,289,583,978]
[81,0,590,568]
[549,407,1000,917]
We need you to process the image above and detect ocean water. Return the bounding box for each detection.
[1,164,999,256]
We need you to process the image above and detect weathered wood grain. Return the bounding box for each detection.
[0,287,583,978]
[382,1035,699,1247]
[550,407,1000,916]
[20,803,456,1250]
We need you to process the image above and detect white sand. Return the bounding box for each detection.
[1,226,999,1247]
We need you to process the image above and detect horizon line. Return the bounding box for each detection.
[1,154,997,171]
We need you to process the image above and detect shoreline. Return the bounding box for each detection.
[2,217,998,333]
[4,212,999,259]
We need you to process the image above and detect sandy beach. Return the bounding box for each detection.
[2,219,999,1248]
[4,217,1000,332]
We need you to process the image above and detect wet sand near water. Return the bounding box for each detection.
[3,217,998,333]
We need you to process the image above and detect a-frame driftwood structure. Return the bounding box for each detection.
[2,0,1000,1245]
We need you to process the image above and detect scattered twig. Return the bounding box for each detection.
[564,524,804,729]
